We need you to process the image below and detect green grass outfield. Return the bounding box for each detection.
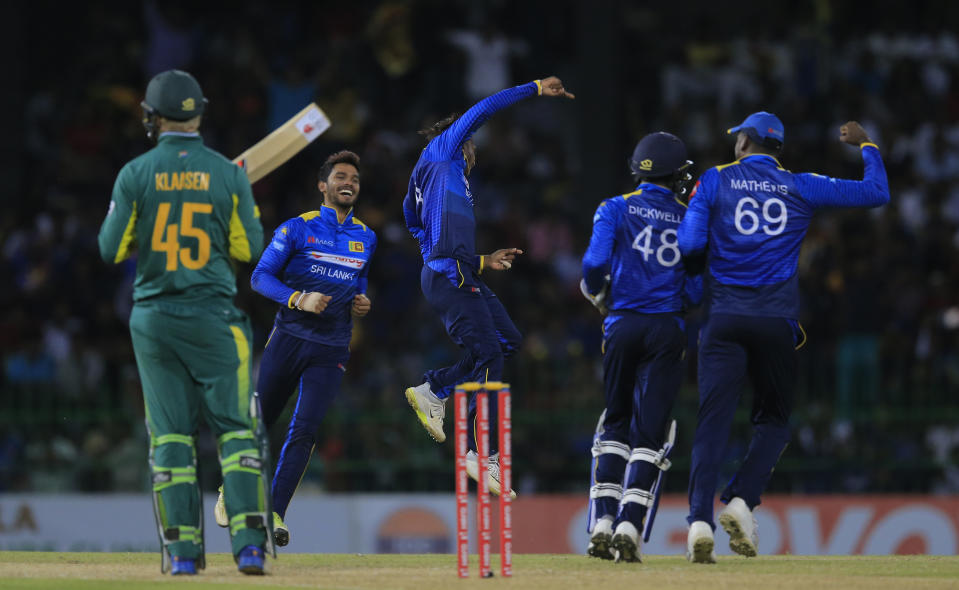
[1,552,958,589]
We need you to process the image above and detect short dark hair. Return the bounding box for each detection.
[743,130,783,156]
[418,113,459,142]
[318,150,361,183]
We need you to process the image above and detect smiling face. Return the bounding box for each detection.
[318,163,360,210]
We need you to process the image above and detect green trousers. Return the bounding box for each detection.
[130,300,267,559]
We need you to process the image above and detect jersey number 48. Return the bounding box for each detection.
[631,226,681,267]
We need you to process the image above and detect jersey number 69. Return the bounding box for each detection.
[734,196,787,236]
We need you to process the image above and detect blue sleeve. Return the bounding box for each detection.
[582,199,619,294]
[357,232,377,295]
[251,219,299,308]
[402,181,425,244]
[426,82,539,160]
[684,274,703,307]
[794,144,890,209]
[678,170,717,256]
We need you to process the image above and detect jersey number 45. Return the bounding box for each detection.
[152,202,213,271]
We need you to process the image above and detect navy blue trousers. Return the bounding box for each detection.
[594,312,685,528]
[257,328,349,518]
[687,314,796,527]
[420,264,521,454]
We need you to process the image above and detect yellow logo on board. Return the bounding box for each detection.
[182,98,196,111]
[639,159,653,171]
[349,241,364,253]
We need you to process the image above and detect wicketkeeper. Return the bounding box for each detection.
[582,132,701,563]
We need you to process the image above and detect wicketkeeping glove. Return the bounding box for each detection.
[580,276,610,316]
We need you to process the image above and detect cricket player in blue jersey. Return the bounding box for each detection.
[678,114,889,563]
[581,132,701,563]
[214,151,375,548]
[402,76,574,496]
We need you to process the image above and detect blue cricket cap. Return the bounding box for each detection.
[727,111,785,146]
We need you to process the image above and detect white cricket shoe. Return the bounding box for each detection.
[611,520,641,563]
[214,485,229,528]
[465,450,517,499]
[405,383,446,442]
[686,521,716,564]
[718,497,758,557]
[586,516,614,560]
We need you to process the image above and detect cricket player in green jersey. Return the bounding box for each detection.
[98,69,270,576]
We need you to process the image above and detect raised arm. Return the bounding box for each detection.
[795,121,890,209]
[429,76,574,160]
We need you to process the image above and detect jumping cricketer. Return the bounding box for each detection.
[401,76,574,497]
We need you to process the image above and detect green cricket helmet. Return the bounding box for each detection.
[140,69,208,139]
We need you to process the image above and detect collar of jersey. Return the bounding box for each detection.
[158,132,202,142]
[740,153,784,168]
[633,182,673,195]
[319,204,354,225]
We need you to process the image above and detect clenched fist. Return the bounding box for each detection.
[351,294,371,317]
[839,121,872,146]
[298,292,332,314]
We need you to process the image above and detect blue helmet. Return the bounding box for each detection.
[630,132,689,178]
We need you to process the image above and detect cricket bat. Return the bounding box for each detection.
[233,103,331,183]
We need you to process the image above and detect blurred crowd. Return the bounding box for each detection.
[3,1,959,496]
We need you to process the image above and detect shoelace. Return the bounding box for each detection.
[487,456,502,482]
[468,452,503,484]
